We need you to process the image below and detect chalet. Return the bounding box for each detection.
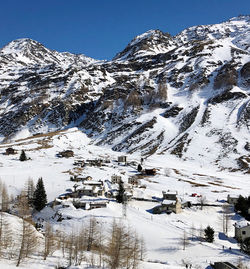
[111,174,122,184]
[118,156,127,163]
[82,180,104,196]
[162,191,177,201]
[76,186,95,197]
[211,261,238,269]
[234,221,250,241]
[73,160,85,167]
[73,198,108,210]
[106,190,119,198]
[59,182,104,200]
[85,159,102,167]
[81,186,104,197]
[144,168,157,175]
[5,147,16,155]
[93,186,105,196]
[128,177,140,186]
[124,189,133,201]
[99,156,111,163]
[70,176,84,182]
[58,150,74,158]
[152,198,182,214]
[71,175,93,182]
[83,176,93,181]
[83,180,103,187]
[89,202,107,210]
[227,195,239,205]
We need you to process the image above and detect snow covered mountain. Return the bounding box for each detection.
[0,15,249,171]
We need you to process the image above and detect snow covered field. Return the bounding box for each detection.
[0,128,249,268]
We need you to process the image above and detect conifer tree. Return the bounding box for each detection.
[137,164,142,172]
[204,225,214,243]
[33,178,47,211]
[19,150,27,162]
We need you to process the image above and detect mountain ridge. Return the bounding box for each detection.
[0,15,249,172]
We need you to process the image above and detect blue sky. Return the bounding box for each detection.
[0,0,249,60]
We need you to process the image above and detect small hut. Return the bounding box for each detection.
[111,174,122,184]
[145,168,157,175]
[58,150,74,158]
[118,156,127,163]
[5,148,16,155]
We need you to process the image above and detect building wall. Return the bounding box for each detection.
[227,195,238,205]
[118,156,127,162]
[111,175,121,184]
[163,193,177,200]
[235,225,250,241]
[175,200,182,214]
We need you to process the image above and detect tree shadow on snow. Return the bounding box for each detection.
[155,246,179,253]
[231,213,244,221]
[218,232,237,244]
[152,196,163,202]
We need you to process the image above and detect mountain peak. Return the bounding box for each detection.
[113,29,173,61]
[176,15,250,44]
[1,38,45,54]
[129,30,170,46]
[0,38,96,67]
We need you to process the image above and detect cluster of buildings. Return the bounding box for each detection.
[58,151,250,244]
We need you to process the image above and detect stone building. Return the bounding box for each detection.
[234,221,250,241]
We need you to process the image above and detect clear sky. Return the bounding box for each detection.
[0,0,249,60]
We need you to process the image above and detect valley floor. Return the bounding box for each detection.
[0,128,249,268]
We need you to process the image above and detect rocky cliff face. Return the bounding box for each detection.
[0,16,249,171]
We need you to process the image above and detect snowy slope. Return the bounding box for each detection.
[0,128,249,268]
[0,15,249,173]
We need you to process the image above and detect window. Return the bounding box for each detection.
[242,231,246,235]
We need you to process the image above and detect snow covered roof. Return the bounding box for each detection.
[234,220,250,229]
[162,190,177,194]
[79,196,108,203]
[83,185,93,191]
[162,199,175,205]
[84,180,102,185]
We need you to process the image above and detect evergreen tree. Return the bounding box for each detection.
[33,178,47,211]
[240,237,250,254]
[235,195,250,218]
[204,225,214,243]
[116,181,125,203]
[19,150,27,161]
[137,164,142,172]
